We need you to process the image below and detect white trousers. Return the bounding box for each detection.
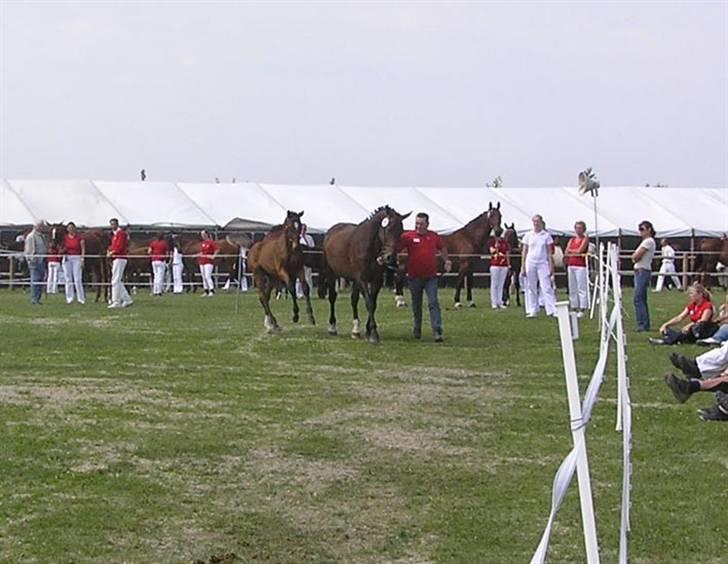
[172,263,184,293]
[567,266,589,310]
[63,255,85,304]
[200,263,215,291]
[655,261,681,291]
[47,261,61,294]
[697,341,728,378]
[525,261,556,316]
[152,260,166,295]
[111,258,132,306]
[296,266,313,298]
[490,266,508,307]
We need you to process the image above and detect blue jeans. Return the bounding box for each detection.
[633,269,651,330]
[409,277,442,336]
[29,258,46,304]
[709,324,728,343]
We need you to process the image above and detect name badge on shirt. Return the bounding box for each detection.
[413,238,420,243]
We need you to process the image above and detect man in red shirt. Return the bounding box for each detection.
[198,230,219,297]
[108,217,133,308]
[148,233,170,296]
[396,212,452,342]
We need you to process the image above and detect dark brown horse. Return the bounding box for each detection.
[50,223,111,302]
[247,211,314,332]
[694,236,728,286]
[323,206,411,344]
[444,202,502,307]
[501,222,522,307]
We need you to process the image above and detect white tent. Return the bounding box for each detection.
[258,184,368,232]
[339,185,462,232]
[94,181,215,227]
[0,179,35,226]
[5,179,125,227]
[642,188,728,237]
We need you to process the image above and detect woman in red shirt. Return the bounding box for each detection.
[148,232,170,296]
[489,228,510,309]
[62,221,86,304]
[198,230,219,297]
[565,220,590,317]
[649,283,718,345]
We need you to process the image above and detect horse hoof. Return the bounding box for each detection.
[328,324,337,336]
[454,302,463,309]
[292,314,299,323]
[368,333,380,345]
[468,302,476,308]
[308,316,316,326]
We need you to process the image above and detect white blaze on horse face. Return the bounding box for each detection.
[380,217,390,228]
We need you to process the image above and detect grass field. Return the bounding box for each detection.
[1,285,726,563]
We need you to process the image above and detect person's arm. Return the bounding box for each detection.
[438,238,451,272]
[660,307,689,334]
[547,236,555,275]
[576,236,589,256]
[521,244,528,274]
[80,239,86,265]
[632,241,647,262]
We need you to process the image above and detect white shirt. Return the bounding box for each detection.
[660,244,675,264]
[300,233,314,247]
[522,230,554,264]
[634,237,656,270]
[172,248,182,265]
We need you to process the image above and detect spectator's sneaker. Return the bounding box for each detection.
[433,332,444,343]
[696,337,720,346]
[664,373,692,403]
[413,328,422,340]
[699,405,728,421]
[648,338,666,345]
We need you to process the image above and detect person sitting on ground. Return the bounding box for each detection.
[663,341,728,421]
[697,292,728,346]
[648,283,717,345]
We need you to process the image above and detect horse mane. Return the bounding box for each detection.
[367,205,392,220]
[463,211,489,229]
[270,224,285,232]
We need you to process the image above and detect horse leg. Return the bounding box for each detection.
[394,273,407,307]
[256,272,280,332]
[453,271,464,308]
[350,284,361,338]
[284,273,300,323]
[299,270,316,325]
[502,270,512,306]
[327,269,338,336]
[362,281,381,344]
[515,266,522,307]
[466,270,476,307]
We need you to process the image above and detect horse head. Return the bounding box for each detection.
[373,206,411,267]
[487,202,502,235]
[503,222,519,248]
[49,222,67,246]
[284,210,304,250]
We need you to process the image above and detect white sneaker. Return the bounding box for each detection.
[697,337,720,346]
[108,303,121,309]
[526,313,538,318]
[575,311,584,319]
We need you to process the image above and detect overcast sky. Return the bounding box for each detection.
[1,0,726,187]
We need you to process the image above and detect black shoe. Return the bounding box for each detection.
[433,332,443,343]
[669,353,702,379]
[664,373,692,403]
[699,405,728,421]
[413,329,421,340]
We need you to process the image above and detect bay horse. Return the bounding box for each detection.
[323,205,411,344]
[391,202,502,308]
[501,222,522,307]
[694,236,728,286]
[247,211,315,332]
[50,223,111,302]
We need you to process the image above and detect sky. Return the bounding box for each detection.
[1,0,726,187]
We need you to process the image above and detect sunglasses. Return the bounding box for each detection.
[638,226,646,231]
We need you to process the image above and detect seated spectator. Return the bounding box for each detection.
[664,342,728,420]
[697,292,728,346]
[649,283,717,345]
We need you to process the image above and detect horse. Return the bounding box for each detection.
[247,211,315,332]
[501,222,522,307]
[391,202,502,309]
[49,223,111,302]
[323,205,411,344]
[694,236,728,286]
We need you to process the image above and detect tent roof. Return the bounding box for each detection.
[0,179,35,226]
[641,188,728,237]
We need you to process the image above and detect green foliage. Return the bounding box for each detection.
[0,287,725,562]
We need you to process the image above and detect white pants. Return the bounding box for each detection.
[200,263,215,291]
[63,255,85,304]
[489,266,508,307]
[111,258,132,306]
[152,260,166,295]
[567,266,589,310]
[655,261,681,291]
[296,266,313,298]
[697,341,728,378]
[525,261,556,316]
[47,261,61,294]
[172,263,184,293]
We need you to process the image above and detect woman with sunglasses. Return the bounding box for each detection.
[632,220,656,331]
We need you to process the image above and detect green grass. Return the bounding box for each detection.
[1,286,727,563]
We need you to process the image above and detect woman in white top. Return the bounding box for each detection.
[654,238,682,292]
[632,220,657,331]
[521,214,556,317]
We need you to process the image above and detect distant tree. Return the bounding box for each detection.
[140,169,146,181]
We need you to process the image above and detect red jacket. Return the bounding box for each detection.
[110,229,128,259]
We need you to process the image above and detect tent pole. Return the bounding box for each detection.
[688,228,695,288]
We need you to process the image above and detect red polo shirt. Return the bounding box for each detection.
[489,239,510,267]
[48,243,61,263]
[397,230,445,279]
[64,233,83,256]
[198,240,219,265]
[149,239,169,262]
[688,299,713,323]
[110,229,128,259]
[566,236,588,267]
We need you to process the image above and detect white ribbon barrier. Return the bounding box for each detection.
[531,243,632,564]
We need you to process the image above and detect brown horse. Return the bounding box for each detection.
[323,205,411,344]
[50,223,110,302]
[444,202,502,307]
[247,211,314,332]
[501,222,522,307]
[694,236,728,286]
